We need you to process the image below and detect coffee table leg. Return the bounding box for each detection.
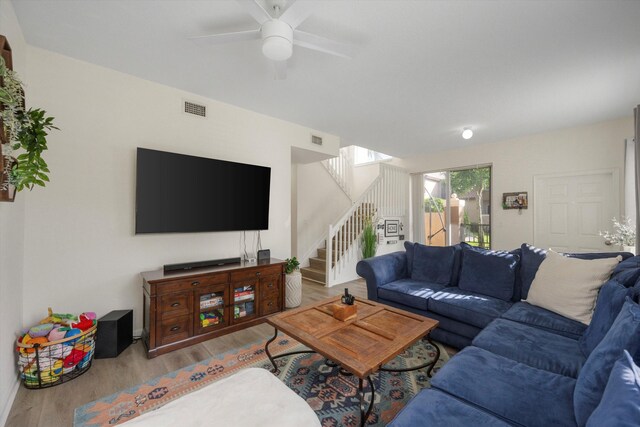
[379,334,441,378]
[425,335,440,378]
[264,327,280,373]
[358,375,375,426]
[264,326,317,374]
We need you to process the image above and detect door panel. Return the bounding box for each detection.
[534,170,618,252]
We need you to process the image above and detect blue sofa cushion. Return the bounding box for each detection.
[404,241,414,275]
[432,346,577,427]
[586,350,640,427]
[579,279,634,357]
[458,243,519,301]
[501,301,587,339]
[520,243,633,300]
[473,318,585,377]
[429,328,473,350]
[425,311,483,339]
[377,279,446,311]
[411,243,460,285]
[428,287,512,329]
[389,388,513,427]
[574,297,640,426]
[611,255,640,286]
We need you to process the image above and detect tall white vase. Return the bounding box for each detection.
[285,271,302,308]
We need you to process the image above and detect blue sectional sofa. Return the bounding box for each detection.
[356,242,640,426]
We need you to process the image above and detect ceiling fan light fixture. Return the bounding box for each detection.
[261,19,293,61]
[462,127,474,139]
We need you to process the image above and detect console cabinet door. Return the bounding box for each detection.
[231,280,259,324]
[194,283,229,335]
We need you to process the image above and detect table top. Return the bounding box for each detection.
[267,296,438,378]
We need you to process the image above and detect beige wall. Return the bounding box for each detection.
[396,117,634,250]
[0,0,26,423]
[20,45,339,335]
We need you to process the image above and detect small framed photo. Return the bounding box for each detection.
[385,219,399,237]
[503,192,528,209]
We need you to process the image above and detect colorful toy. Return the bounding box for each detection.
[39,307,78,326]
[72,314,94,331]
[63,328,82,345]
[47,327,68,342]
[22,336,48,354]
[29,323,54,338]
[63,348,87,368]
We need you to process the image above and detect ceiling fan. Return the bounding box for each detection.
[189,0,355,79]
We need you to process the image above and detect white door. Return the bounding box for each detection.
[534,169,619,252]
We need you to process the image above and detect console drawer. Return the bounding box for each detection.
[158,315,192,346]
[260,275,281,299]
[159,292,192,318]
[230,265,281,282]
[261,295,281,316]
[156,273,228,295]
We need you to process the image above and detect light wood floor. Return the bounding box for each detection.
[6,279,369,427]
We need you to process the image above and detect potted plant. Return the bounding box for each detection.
[0,56,58,201]
[600,217,636,254]
[284,257,302,308]
[361,218,378,259]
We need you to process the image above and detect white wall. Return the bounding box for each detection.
[396,117,634,250]
[0,1,26,423]
[296,162,351,265]
[20,46,339,334]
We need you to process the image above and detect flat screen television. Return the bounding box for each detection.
[135,148,271,234]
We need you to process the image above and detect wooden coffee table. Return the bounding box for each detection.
[264,296,439,426]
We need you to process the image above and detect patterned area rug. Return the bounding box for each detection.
[74,334,448,427]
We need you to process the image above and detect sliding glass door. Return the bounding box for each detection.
[418,166,491,248]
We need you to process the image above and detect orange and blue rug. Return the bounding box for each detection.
[74,334,448,427]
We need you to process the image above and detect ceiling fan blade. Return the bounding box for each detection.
[273,60,287,80]
[293,30,355,59]
[236,0,272,25]
[189,29,261,46]
[279,0,315,29]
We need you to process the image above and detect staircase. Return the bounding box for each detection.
[301,163,408,287]
[301,204,375,285]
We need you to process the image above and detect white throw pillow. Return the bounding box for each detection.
[525,250,622,325]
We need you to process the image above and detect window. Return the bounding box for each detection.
[353,146,392,165]
[417,166,491,249]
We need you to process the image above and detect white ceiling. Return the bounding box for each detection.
[11,0,640,158]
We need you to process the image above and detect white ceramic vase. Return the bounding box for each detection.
[285,271,302,308]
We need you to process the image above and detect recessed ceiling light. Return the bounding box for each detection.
[462,128,473,139]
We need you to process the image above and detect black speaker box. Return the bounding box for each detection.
[95,310,133,359]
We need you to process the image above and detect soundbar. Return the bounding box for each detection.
[163,257,241,273]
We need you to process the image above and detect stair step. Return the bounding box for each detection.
[301,267,326,284]
[309,257,326,270]
[317,248,326,259]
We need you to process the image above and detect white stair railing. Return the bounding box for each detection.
[325,164,409,286]
[322,147,353,200]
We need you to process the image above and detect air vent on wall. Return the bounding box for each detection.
[184,101,207,117]
[311,135,323,145]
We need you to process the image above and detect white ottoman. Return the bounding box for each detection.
[123,368,320,427]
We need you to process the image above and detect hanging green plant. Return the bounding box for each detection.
[11,109,58,191]
[0,56,59,193]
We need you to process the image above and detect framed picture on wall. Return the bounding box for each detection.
[503,192,528,209]
[385,219,399,237]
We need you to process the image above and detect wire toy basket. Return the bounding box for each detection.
[16,311,97,389]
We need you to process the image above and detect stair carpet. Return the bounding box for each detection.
[301,204,375,285]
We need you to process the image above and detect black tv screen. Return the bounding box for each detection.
[135,148,270,233]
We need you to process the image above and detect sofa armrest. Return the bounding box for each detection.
[356,251,408,301]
